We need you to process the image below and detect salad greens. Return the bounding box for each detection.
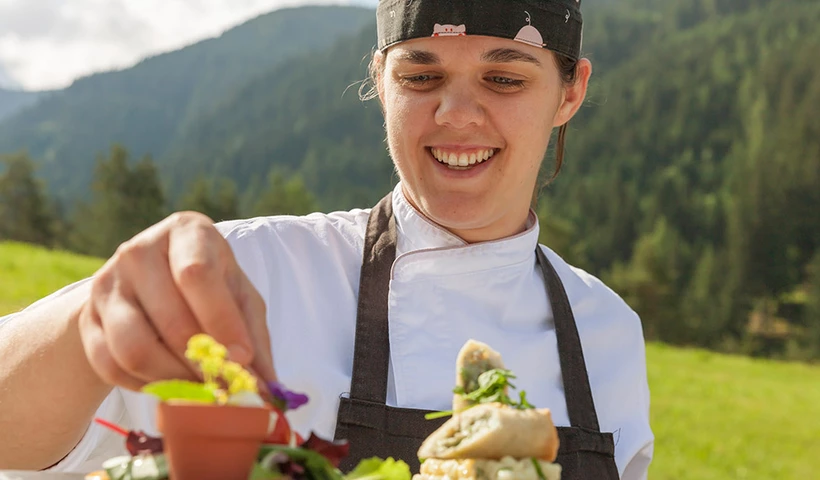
[425,368,534,419]
[99,334,411,480]
[101,451,411,480]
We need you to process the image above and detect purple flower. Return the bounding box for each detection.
[267,381,309,411]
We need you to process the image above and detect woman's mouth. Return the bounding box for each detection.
[429,147,497,170]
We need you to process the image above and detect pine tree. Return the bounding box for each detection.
[178,176,239,222]
[0,151,56,247]
[252,170,318,217]
[70,144,166,257]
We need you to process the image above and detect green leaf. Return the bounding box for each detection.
[257,445,342,479]
[424,410,453,420]
[345,457,412,480]
[248,462,284,480]
[141,380,217,403]
[532,458,547,480]
[455,368,535,410]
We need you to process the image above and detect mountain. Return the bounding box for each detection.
[0,5,374,201]
[1,0,818,358]
[0,89,48,122]
[156,0,819,353]
[160,22,392,209]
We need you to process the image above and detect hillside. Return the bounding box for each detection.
[1,241,818,479]
[0,5,373,201]
[160,23,393,209]
[0,88,46,122]
[0,0,817,358]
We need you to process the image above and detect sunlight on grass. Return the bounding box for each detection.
[0,241,104,316]
[1,241,818,479]
[647,343,820,479]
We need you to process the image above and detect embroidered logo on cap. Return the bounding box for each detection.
[514,11,545,48]
[432,23,467,37]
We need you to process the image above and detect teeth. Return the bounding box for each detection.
[431,148,496,167]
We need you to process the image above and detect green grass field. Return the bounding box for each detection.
[647,343,820,479]
[0,241,104,316]
[2,241,819,478]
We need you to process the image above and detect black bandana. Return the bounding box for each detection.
[376,0,583,60]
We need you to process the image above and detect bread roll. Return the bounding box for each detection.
[417,403,559,462]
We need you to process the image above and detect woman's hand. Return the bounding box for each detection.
[78,211,277,391]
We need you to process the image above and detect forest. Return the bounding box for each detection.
[1,0,818,360]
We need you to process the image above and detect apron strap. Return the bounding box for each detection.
[348,193,396,403]
[348,192,603,433]
[536,247,602,432]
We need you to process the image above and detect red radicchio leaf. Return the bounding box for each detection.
[126,430,164,456]
[94,418,164,456]
[300,432,349,468]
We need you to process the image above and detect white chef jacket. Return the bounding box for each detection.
[0,183,653,479]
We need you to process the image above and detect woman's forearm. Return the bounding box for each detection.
[0,281,112,470]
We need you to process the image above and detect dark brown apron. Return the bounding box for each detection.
[334,193,621,479]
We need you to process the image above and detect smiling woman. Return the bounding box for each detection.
[374,35,590,243]
[0,1,653,480]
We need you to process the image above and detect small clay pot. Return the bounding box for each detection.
[157,401,270,480]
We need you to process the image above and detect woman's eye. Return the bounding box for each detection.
[401,74,438,85]
[487,76,525,89]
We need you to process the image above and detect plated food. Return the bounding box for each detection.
[86,334,410,480]
[414,340,562,480]
[84,338,559,480]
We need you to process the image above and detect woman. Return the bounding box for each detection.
[0,0,653,478]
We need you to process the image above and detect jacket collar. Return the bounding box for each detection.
[390,183,541,280]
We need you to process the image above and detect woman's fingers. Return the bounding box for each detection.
[167,216,254,364]
[88,250,198,385]
[117,231,201,372]
[78,302,147,392]
[101,294,197,383]
[79,211,276,390]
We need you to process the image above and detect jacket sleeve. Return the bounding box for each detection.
[620,439,654,480]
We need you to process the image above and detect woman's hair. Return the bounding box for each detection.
[358,48,581,185]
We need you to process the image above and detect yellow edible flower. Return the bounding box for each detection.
[228,370,258,395]
[185,334,215,362]
[222,361,244,382]
[182,333,258,402]
[200,356,224,382]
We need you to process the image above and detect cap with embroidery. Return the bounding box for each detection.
[377,0,584,60]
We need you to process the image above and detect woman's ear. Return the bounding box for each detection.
[553,58,592,127]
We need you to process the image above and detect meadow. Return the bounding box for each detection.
[2,241,818,479]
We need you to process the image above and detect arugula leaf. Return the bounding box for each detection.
[345,457,412,480]
[141,380,217,403]
[425,368,535,421]
[423,410,454,420]
[458,369,534,410]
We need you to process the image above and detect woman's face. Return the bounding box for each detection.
[378,35,590,243]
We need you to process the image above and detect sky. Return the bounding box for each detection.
[0,0,377,91]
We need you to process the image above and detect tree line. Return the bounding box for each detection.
[0,145,318,259]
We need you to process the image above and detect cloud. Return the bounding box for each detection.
[0,0,377,91]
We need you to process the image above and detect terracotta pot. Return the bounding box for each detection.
[157,401,270,480]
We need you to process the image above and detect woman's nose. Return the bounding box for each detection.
[434,85,486,129]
